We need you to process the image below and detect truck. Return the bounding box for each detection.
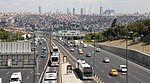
[74,40,80,47]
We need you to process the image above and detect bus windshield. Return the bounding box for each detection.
[52,57,58,62]
[53,49,58,52]
[84,67,92,77]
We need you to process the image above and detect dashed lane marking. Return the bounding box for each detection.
[31,71,33,73]
[27,76,29,80]
[108,75,112,78]
[101,69,104,73]
[6,72,9,74]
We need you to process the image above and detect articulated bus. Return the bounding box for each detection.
[76,59,93,80]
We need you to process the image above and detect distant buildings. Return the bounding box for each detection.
[100,7,103,16]
[80,8,83,15]
[73,8,75,14]
[104,9,115,15]
[38,6,41,14]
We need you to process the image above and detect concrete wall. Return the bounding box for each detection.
[95,44,150,68]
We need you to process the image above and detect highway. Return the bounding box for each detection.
[0,38,49,83]
[42,38,60,83]
[53,39,150,83]
[52,40,96,83]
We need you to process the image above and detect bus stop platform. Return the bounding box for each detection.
[61,62,82,83]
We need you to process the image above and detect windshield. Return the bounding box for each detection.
[84,68,92,77]
[10,78,19,82]
[53,49,58,52]
[52,57,58,62]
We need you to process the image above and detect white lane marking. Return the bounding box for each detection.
[31,71,33,73]
[108,75,112,78]
[6,72,9,74]
[27,76,29,80]
[95,65,98,68]
[105,65,108,68]
[101,69,104,73]
[120,75,124,78]
[128,73,144,83]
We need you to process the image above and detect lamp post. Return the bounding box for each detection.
[126,31,133,83]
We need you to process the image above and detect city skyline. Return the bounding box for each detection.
[0,0,150,14]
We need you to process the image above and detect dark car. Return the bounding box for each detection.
[86,53,91,57]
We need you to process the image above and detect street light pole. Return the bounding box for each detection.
[126,31,133,83]
[125,35,128,83]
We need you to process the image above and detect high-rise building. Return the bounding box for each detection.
[100,7,103,16]
[84,6,86,15]
[67,8,70,14]
[80,8,83,15]
[89,5,91,15]
[39,6,41,14]
[73,8,75,14]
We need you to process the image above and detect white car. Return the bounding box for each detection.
[44,71,57,80]
[96,48,100,52]
[42,47,46,50]
[9,72,22,83]
[70,48,75,52]
[103,57,110,63]
[118,65,127,72]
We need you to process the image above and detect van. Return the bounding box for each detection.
[9,72,22,83]
[118,65,127,72]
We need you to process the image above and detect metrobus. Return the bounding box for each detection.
[76,59,93,80]
[50,54,59,67]
[50,46,59,55]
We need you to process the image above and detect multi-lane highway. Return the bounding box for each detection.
[53,39,150,83]
[52,40,96,83]
[0,38,49,83]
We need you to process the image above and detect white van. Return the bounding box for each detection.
[118,65,127,72]
[9,72,22,83]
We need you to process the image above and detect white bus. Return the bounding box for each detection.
[50,54,59,67]
[50,46,59,55]
[76,59,93,80]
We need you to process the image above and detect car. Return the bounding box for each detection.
[83,44,87,48]
[78,49,84,54]
[109,69,118,76]
[31,46,36,51]
[41,53,46,58]
[44,71,58,80]
[103,57,110,63]
[9,72,22,83]
[86,53,91,57]
[42,47,46,50]
[70,48,74,52]
[118,65,127,72]
[96,48,100,52]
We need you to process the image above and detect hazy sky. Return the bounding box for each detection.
[0,0,150,14]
